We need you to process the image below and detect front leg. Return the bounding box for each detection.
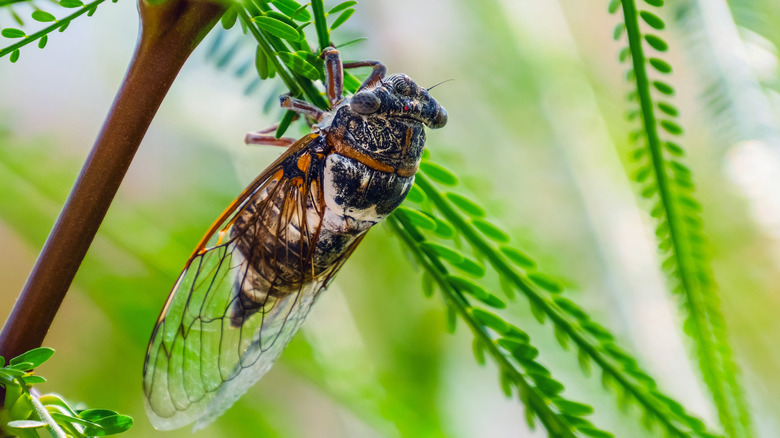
[343,59,387,91]
[245,132,297,147]
[322,47,344,108]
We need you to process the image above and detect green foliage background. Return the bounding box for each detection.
[2,0,780,436]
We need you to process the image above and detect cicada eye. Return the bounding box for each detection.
[429,106,448,129]
[351,91,381,115]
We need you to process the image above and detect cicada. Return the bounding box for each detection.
[142,47,447,430]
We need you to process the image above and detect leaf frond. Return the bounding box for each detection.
[0,0,113,62]
[614,1,753,435]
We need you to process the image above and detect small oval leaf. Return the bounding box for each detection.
[421,242,464,264]
[21,375,46,384]
[395,207,436,231]
[421,272,435,298]
[420,162,458,186]
[273,0,312,21]
[221,7,238,29]
[277,51,320,80]
[498,338,539,361]
[1,28,27,38]
[452,257,486,278]
[330,9,355,31]
[649,58,672,74]
[328,0,357,15]
[530,374,565,397]
[431,217,455,239]
[613,23,625,41]
[553,297,588,321]
[32,11,57,22]
[255,16,302,42]
[10,347,54,368]
[470,308,509,334]
[553,398,594,416]
[405,184,425,204]
[472,338,486,366]
[59,0,84,8]
[660,120,683,135]
[644,34,668,51]
[665,141,684,156]
[472,219,510,243]
[528,272,563,293]
[445,192,486,217]
[7,420,46,429]
[84,415,134,435]
[640,11,665,30]
[653,81,674,95]
[579,427,614,438]
[657,102,678,116]
[500,246,536,268]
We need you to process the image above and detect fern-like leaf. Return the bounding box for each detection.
[410,170,721,438]
[614,1,753,436]
[389,213,612,438]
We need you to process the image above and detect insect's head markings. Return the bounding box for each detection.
[347,73,448,130]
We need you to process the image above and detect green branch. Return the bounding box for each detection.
[617,1,752,436]
[310,0,330,49]
[413,173,717,438]
[0,0,29,7]
[0,0,107,59]
[389,215,586,438]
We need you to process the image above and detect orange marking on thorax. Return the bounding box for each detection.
[326,126,418,178]
[401,127,413,157]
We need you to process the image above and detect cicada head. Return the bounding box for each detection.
[348,74,447,129]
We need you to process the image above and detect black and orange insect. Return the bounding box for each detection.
[142,47,447,430]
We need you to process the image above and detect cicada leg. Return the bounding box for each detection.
[322,47,344,107]
[322,47,388,104]
[246,99,320,147]
[244,132,297,147]
[279,95,325,121]
[343,59,387,91]
[245,121,301,147]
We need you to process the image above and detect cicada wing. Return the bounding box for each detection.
[142,134,365,430]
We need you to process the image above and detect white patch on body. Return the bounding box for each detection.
[322,154,383,233]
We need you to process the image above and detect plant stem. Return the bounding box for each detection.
[310,0,329,50]
[0,0,225,360]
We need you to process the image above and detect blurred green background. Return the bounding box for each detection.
[2,0,780,436]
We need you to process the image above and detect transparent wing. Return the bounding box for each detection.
[142,135,365,430]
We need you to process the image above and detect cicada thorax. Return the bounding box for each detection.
[320,109,426,229]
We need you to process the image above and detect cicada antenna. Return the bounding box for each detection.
[427,79,454,91]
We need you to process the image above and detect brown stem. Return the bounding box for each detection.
[0,0,225,360]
